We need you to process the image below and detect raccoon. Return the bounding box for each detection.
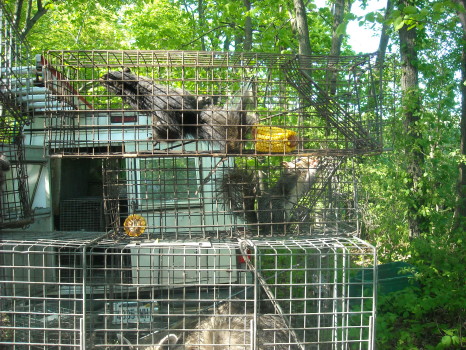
[99,68,203,140]
[99,69,255,152]
[136,302,300,350]
[0,152,10,185]
[257,156,319,234]
[221,156,320,234]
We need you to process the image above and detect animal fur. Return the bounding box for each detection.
[144,301,300,350]
[0,153,10,186]
[100,69,202,140]
[219,168,258,224]
[221,157,320,234]
[99,69,255,152]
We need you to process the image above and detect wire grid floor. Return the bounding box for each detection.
[0,233,376,349]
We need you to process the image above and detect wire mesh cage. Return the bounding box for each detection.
[102,154,359,239]
[0,234,376,349]
[0,2,37,125]
[0,2,35,230]
[0,140,33,229]
[42,50,384,157]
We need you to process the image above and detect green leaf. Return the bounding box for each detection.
[393,16,405,31]
[403,5,417,15]
[365,12,376,23]
[432,3,444,13]
[336,22,347,36]
[451,336,461,345]
[440,335,452,346]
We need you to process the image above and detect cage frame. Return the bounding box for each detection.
[40,50,385,158]
[0,233,377,349]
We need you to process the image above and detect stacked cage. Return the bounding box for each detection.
[0,234,376,349]
[42,50,383,238]
[0,2,34,229]
[0,49,385,349]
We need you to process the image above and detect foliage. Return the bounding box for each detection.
[121,1,194,50]
[375,232,465,349]
[6,0,336,54]
[356,1,465,347]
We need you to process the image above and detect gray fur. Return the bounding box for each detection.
[99,69,202,140]
[257,157,319,234]
[221,156,320,234]
[144,302,300,350]
[99,70,254,151]
[0,152,10,189]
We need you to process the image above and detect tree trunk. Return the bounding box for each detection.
[198,0,206,50]
[328,0,351,96]
[398,0,425,238]
[456,32,466,228]
[330,0,347,57]
[12,0,49,41]
[292,0,312,56]
[376,0,393,65]
[452,0,466,229]
[243,0,252,51]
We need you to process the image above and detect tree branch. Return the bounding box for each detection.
[376,0,393,65]
[19,0,50,41]
[14,0,25,29]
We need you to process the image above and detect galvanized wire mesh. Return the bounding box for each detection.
[0,3,35,230]
[0,234,376,349]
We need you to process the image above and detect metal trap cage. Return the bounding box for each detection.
[42,50,384,157]
[0,2,35,230]
[0,1,37,125]
[0,140,33,229]
[102,154,359,239]
[0,234,376,349]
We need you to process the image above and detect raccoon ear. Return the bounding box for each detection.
[157,334,179,348]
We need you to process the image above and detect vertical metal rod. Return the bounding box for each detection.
[252,244,258,350]
[371,247,378,350]
[81,234,106,349]
[250,318,255,350]
[79,317,85,350]
[341,247,348,348]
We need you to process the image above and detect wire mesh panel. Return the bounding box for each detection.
[42,51,384,157]
[0,2,36,125]
[59,197,105,232]
[102,154,359,239]
[0,232,93,349]
[0,234,376,349]
[0,3,35,230]
[0,142,33,229]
